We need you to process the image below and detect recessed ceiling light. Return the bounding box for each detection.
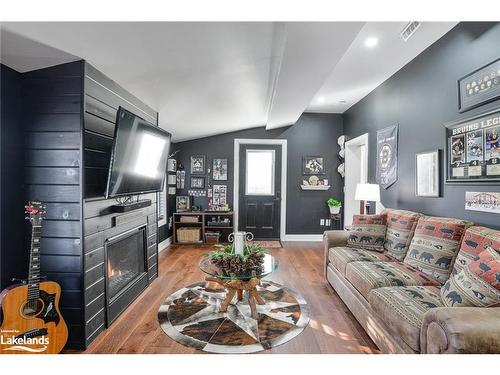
[317,96,325,103]
[365,37,378,48]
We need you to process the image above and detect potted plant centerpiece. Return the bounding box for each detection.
[208,240,268,278]
[327,198,342,214]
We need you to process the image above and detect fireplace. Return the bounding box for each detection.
[105,226,149,325]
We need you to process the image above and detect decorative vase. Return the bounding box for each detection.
[329,206,341,214]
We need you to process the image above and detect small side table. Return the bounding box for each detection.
[330,213,342,230]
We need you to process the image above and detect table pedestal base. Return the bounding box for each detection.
[206,277,265,319]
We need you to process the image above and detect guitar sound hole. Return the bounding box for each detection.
[21,299,44,318]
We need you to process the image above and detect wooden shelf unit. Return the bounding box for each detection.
[173,211,234,244]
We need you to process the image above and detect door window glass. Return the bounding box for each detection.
[245,149,275,195]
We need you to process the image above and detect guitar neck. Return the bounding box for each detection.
[27,224,42,300]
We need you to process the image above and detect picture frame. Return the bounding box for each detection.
[190,176,205,189]
[176,195,191,212]
[167,158,177,172]
[167,174,177,185]
[302,156,325,175]
[212,158,228,181]
[415,150,440,197]
[445,108,500,184]
[465,191,500,214]
[458,57,500,113]
[168,187,176,195]
[212,184,227,205]
[190,155,206,174]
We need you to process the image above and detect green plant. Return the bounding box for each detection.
[327,198,342,207]
[208,243,268,276]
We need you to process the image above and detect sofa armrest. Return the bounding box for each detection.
[421,307,500,353]
[323,230,348,278]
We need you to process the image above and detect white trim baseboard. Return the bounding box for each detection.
[283,234,323,242]
[158,236,172,252]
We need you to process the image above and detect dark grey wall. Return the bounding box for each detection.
[172,113,344,235]
[1,64,27,290]
[344,22,500,229]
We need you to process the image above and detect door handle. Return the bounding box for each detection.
[275,191,281,200]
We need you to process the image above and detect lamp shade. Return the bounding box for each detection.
[355,183,380,202]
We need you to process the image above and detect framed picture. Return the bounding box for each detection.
[303,156,325,175]
[459,57,500,112]
[465,191,500,214]
[167,158,177,172]
[168,187,176,195]
[190,176,205,189]
[190,155,206,174]
[167,174,177,185]
[415,150,440,197]
[176,196,191,212]
[445,108,500,183]
[212,185,227,205]
[212,158,228,180]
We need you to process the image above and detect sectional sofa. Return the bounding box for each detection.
[323,209,500,353]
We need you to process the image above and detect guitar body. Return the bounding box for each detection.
[0,281,68,354]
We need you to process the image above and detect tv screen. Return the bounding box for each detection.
[106,107,171,198]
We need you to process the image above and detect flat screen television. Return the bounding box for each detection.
[105,107,171,198]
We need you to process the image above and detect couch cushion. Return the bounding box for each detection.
[382,209,422,261]
[441,247,500,307]
[345,261,440,300]
[328,246,396,275]
[403,216,473,283]
[453,226,500,276]
[346,214,387,252]
[369,286,443,352]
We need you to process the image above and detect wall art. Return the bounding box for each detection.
[213,184,227,205]
[445,108,500,183]
[190,155,206,174]
[376,124,399,189]
[415,150,440,197]
[176,195,191,212]
[212,158,228,180]
[465,191,500,214]
[303,156,325,175]
[190,176,205,189]
[458,57,500,112]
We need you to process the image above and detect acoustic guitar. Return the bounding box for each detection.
[0,201,68,354]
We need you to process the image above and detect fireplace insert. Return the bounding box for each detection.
[104,225,149,325]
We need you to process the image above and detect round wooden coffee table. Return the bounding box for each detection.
[199,253,278,319]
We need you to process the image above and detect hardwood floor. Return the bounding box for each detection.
[79,242,379,354]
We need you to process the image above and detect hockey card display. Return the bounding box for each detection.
[458,57,500,112]
[212,185,227,205]
[445,108,500,183]
[376,124,398,189]
[212,158,228,180]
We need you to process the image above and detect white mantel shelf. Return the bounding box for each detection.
[300,185,331,191]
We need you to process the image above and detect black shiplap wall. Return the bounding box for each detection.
[344,22,500,229]
[1,64,26,290]
[23,61,85,347]
[171,113,345,235]
[81,63,159,347]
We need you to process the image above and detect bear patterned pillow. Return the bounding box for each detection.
[441,246,500,307]
[346,214,387,252]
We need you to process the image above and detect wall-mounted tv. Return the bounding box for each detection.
[105,107,171,198]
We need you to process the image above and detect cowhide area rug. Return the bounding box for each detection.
[158,280,309,353]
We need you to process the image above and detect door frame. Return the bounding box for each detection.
[344,133,369,227]
[234,138,287,241]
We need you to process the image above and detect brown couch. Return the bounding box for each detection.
[323,210,500,354]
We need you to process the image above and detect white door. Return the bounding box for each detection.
[344,134,368,227]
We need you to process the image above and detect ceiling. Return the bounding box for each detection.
[1,22,456,141]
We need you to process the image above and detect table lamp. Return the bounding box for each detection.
[355,183,380,214]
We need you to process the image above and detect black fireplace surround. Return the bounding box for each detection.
[105,226,149,325]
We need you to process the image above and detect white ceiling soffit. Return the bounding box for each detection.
[265,22,363,129]
[307,21,458,113]
[0,27,79,72]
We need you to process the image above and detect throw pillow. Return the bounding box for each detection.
[403,216,472,283]
[441,247,500,307]
[382,209,422,261]
[452,226,500,276]
[346,214,387,252]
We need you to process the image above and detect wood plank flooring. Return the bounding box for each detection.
[78,242,379,354]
